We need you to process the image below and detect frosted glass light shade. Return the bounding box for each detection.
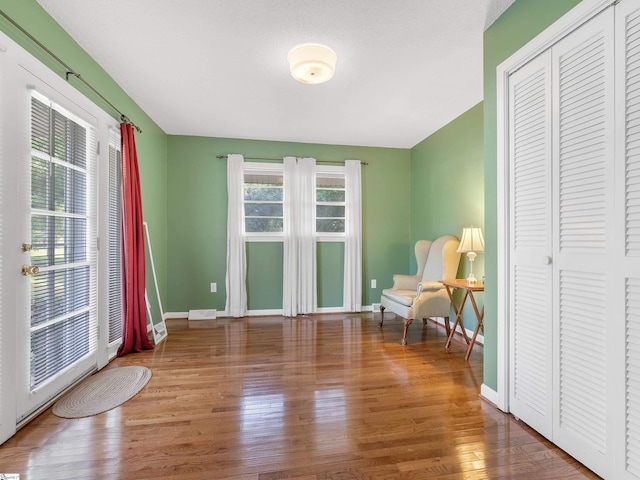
[288,43,337,84]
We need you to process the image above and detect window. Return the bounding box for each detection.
[242,162,348,240]
[243,166,284,235]
[227,156,361,316]
[316,171,345,235]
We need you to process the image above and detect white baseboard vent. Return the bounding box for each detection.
[372,303,381,312]
[188,309,217,321]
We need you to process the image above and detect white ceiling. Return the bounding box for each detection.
[37,0,514,149]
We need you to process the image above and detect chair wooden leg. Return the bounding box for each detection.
[444,316,451,336]
[378,306,385,328]
[401,318,413,346]
[422,317,428,327]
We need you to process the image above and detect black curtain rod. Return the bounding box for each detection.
[0,9,142,134]
[216,155,368,166]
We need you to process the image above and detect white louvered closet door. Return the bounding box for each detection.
[616,1,640,478]
[507,50,554,440]
[550,9,615,478]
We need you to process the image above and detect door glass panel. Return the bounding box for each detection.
[29,93,94,390]
[108,130,123,345]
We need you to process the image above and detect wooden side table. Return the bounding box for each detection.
[440,279,484,361]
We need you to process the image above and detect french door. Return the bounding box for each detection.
[0,28,125,445]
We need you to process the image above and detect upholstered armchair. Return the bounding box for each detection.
[379,235,461,345]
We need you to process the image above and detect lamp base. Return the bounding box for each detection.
[465,251,478,284]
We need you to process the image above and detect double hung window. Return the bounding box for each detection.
[243,166,284,235]
[242,162,347,240]
[316,168,346,237]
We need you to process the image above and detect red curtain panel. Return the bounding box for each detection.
[118,122,154,356]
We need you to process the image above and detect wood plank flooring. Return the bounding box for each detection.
[0,314,600,479]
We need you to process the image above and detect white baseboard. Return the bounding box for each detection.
[480,384,499,408]
[188,309,217,320]
[244,308,281,317]
[314,306,347,314]
[248,307,373,316]
[166,305,379,319]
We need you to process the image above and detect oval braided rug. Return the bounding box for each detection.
[52,366,152,418]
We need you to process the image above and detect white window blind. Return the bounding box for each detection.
[108,128,122,345]
[29,92,97,389]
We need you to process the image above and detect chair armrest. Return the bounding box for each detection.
[391,274,420,290]
[417,281,445,295]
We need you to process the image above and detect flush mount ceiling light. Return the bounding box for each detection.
[287,43,337,84]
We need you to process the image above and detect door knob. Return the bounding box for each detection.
[21,264,39,276]
[542,256,552,265]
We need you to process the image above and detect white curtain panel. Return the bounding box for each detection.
[225,154,247,317]
[282,157,317,316]
[343,160,362,312]
[282,156,299,317]
[297,158,317,314]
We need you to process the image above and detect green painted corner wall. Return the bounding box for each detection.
[482,0,583,390]
[0,0,169,322]
[166,136,411,313]
[410,102,484,331]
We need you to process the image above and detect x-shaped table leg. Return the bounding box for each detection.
[464,291,484,361]
[444,284,471,350]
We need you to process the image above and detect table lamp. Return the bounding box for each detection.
[457,227,485,283]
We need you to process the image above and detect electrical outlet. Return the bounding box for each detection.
[210,282,217,293]
[371,279,377,289]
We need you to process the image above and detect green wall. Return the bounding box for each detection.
[2,0,592,390]
[482,0,582,390]
[0,0,169,322]
[166,136,410,313]
[410,102,484,330]
[318,242,344,308]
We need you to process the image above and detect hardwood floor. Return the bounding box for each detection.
[1,314,600,479]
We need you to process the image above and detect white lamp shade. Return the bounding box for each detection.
[457,227,485,253]
[288,43,337,84]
